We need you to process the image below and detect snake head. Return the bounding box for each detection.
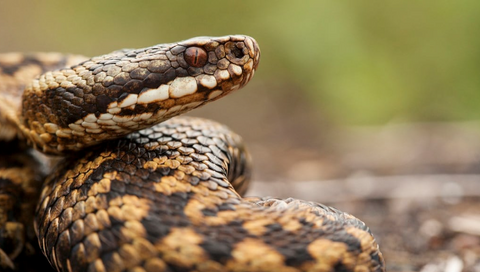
[178,35,260,95]
[20,35,260,154]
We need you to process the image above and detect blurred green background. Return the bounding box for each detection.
[1,0,479,126]
[2,3,479,269]
[1,1,480,182]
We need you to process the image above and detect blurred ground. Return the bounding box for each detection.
[198,82,480,271]
[242,120,480,272]
[1,1,480,271]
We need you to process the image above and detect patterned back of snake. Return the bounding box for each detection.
[0,35,384,272]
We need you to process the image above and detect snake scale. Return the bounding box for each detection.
[0,35,385,272]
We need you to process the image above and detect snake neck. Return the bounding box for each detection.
[0,53,88,144]
[18,35,260,155]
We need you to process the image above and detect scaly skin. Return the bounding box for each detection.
[36,117,383,271]
[0,35,385,272]
[0,52,85,271]
[18,36,260,154]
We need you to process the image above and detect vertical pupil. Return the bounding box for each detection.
[185,47,206,67]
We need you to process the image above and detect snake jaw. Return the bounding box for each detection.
[19,35,260,154]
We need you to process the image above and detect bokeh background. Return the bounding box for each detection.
[1,1,480,271]
[2,1,480,124]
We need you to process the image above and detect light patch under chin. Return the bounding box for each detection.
[214,70,230,81]
[118,94,138,108]
[69,71,226,135]
[228,64,242,76]
[197,75,217,89]
[112,74,222,111]
[169,77,197,98]
[135,74,217,106]
[137,85,169,104]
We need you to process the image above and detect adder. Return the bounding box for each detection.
[0,35,385,272]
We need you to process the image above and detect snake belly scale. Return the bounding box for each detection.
[0,35,385,272]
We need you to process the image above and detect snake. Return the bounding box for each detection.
[0,35,385,272]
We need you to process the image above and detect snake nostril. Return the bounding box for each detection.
[184,47,207,68]
[225,42,248,65]
[231,47,244,59]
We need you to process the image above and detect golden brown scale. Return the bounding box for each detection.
[0,53,87,143]
[35,117,383,271]
[0,36,385,272]
[0,53,85,271]
[0,142,56,271]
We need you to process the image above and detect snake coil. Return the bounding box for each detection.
[0,35,384,272]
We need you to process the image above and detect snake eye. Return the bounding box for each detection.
[184,47,207,68]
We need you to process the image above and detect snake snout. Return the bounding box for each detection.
[243,36,261,71]
[220,35,260,90]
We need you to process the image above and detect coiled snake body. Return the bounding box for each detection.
[0,35,384,272]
